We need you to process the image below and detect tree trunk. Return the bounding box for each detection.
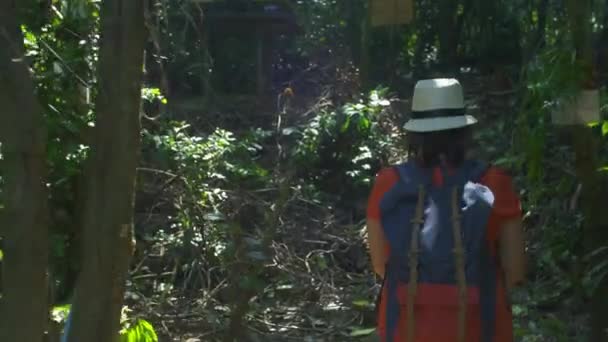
[522,0,550,67]
[565,0,594,86]
[572,127,608,342]
[564,0,608,340]
[535,0,550,49]
[64,1,146,341]
[437,0,459,72]
[359,0,371,89]
[0,1,50,341]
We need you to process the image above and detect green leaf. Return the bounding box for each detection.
[358,117,370,131]
[589,258,608,278]
[493,156,516,167]
[276,284,294,290]
[204,212,226,221]
[352,299,371,308]
[349,327,376,337]
[602,121,608,136]
[51,304,71,323]
[512,304,527,316]
[585,246,608,261]
[121,319,158,342]
[591,270,608,292]
[282,127,298,136]
[340,116,351,133]
[138,320,158,341]
[531,10,538,24]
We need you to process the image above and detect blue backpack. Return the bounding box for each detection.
[376,159,497,342]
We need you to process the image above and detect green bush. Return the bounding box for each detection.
[141,122,272,281]
[120,306,159,342]
[51,305,158,342]
[292,88,393,203]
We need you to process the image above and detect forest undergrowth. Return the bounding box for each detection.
[121,70,599,341]
[5,1,608,341]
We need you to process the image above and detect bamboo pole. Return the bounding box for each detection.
[451,187,467,342]
[406,185,426,342]
[563,0,608,339]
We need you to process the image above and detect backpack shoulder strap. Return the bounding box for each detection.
[464,161,498,342]
[376,161,429,342]
[394,161,433,188]
[378,161,430,215]
[405,184,426,342]
[443,159,495,342]
[451,186,467,342]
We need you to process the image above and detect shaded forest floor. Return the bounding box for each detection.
[126,71,587,342]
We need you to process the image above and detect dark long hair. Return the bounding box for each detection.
[407,126,473,168]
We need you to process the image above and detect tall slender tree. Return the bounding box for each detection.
[437,0,459,71]
[65,0,146,341]
[0,1,50,341]
[564,0,608,340]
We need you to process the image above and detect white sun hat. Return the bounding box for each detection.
[404,78,478,132]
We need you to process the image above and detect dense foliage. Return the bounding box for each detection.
[1,0,607,341]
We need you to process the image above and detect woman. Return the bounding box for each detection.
[366,78,526,342]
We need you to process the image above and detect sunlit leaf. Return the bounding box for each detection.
[370,91,380,102]
[51,304,71,323]
[511,305,523,317]
[203,212,225,222]
[352,299,371,308]
[340,117,351,132]
[358,117,370,131]
[349,327,376,337]
[602,121,608,136]
[276,284,294,290]
[282,127,298,135]
[120,319,158,342]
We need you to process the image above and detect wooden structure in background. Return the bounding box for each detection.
[204,1,301,97]
[552,90,601,125]
[370,0,414,27]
